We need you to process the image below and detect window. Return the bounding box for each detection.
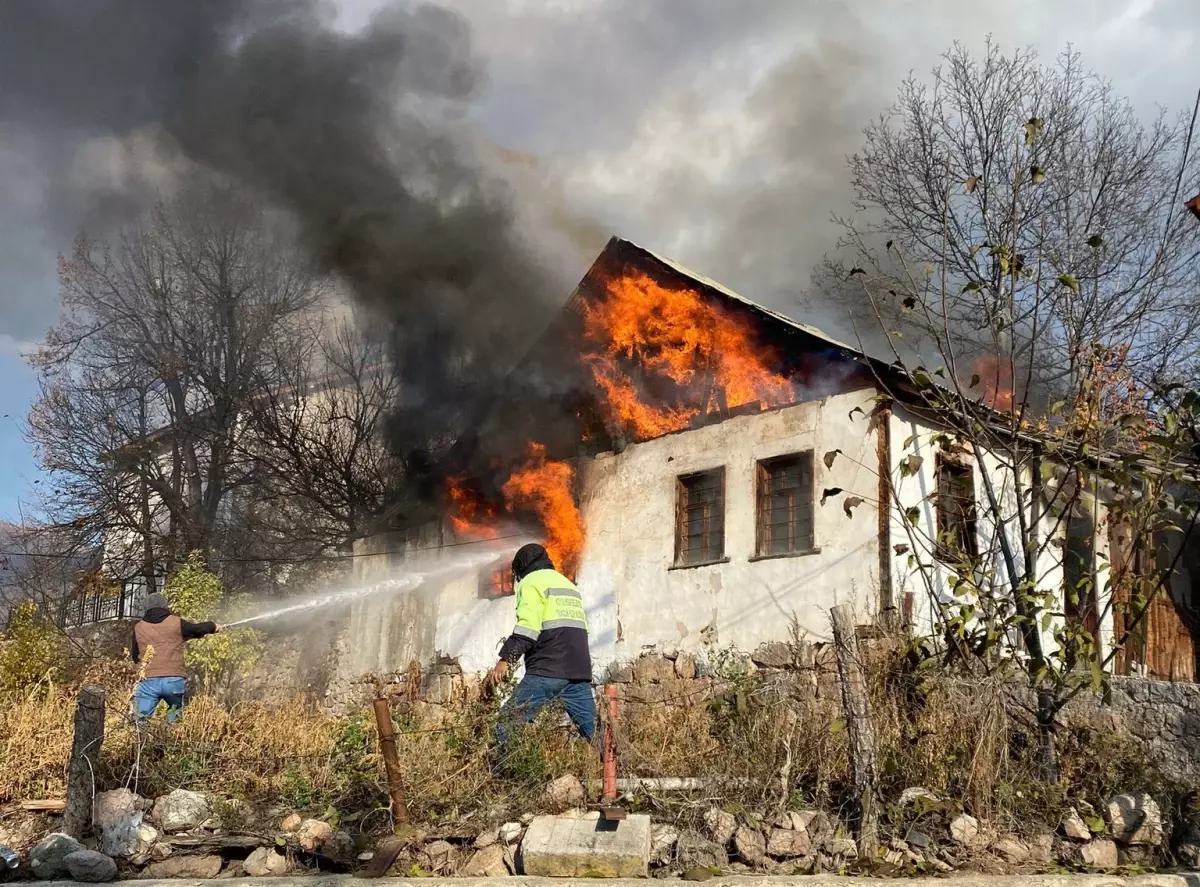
[936,455,977,560]
[480,564,514,600]
[675,468,726,566]
[1063,515,1097,629]
[756,452,816,556]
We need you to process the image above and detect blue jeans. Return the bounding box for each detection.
[495,674,596,754]
[134,676,188,722]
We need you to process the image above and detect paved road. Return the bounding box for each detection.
[35,874,1200,887]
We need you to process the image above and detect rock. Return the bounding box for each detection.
[650,824,680,865]
[993,836,1030,864]
[682,866,714,881]
[1028,834,1055,863]
[324,831,355,862]
[520,813,535,825]
[423,840,456,872]
[607,662,635,684]
[474,828,499,849]
[675,653,698,680]
[244,847,290,877]
[30,833,84,880]
[219,861,244,879]
[733,826,767,866]
[949,814,980,847]
[152,789,212,832]
[281,813,303,832]
[789,811,817,832]
[296,818,333,851]
[1176,827,1200,867]
[634,655,676,684]
[675,830,726,871]
[766,828,811,859]
[460,844,509,877]
[144,855,223,879]
[898,787,940,807]
[1106,793,1163,846]
[544,775,586,811]
[64,850,117,883]
[499,822,523,844]
[519,814,651,878]
[1080,838,1119,869]
[1061,807,1092,841]
[703,808,737,845]
[906,830,933,851]
[751,641,792,668]
[93,788,151,858]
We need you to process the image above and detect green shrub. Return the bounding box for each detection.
[0,603,63,693]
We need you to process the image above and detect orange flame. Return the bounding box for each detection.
[502,443,584,578]
[446,477,500,540]
[580,272,795,439]
[972,355,1014,412]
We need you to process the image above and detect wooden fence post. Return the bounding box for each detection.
[63,684,105,838]
[830,605,878,859]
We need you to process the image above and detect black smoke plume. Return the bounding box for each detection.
[0,0,579,518]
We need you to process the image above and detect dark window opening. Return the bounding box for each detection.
[936,456,978,561]
[756,452,815,556]
[1064,515,1097,629]
[675,468,726,566]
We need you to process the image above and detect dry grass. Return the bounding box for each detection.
[0,645,1175,841]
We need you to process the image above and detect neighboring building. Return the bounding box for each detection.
[338,237,1200,686]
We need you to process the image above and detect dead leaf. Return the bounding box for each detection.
[1086,233,1104,249]
[1024,117,1044,145]
[1058,273,1080,295]
[820,487,844,506]
[964,176,979,193]
[848,267,866,277]
[900,454,923,478]
[894,543,910,555]
[843,496,865,517]
[823,449,843,469]
[1031,165,1045,185]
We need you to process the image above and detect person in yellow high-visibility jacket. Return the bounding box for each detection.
[488,543,595,758]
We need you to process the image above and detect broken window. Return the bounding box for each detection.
[675,468,725,566]
[755,452,815,556]
[936,455,978,561]
[479,564,514,599]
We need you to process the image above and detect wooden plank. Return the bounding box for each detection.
[359,836,405,879]
[19,799,66,812]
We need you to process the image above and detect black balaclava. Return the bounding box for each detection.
[512,543,554,582]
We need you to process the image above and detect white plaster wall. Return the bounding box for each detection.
[888,406,1112,663]
[575,388,883,673]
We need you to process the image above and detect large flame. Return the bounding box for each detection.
[446,478,500,540]
[445,444,584,579]
[502,443,584,578]
[580,272,795,439]
[972,355,1014,412]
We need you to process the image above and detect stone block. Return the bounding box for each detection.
[634,655,676,684]
[519,814,651,878]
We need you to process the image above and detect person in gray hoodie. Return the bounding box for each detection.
[130,593,221,722]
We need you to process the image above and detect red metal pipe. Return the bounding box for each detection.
[602,684,618,801]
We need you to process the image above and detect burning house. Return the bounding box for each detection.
[338,236,1200,686]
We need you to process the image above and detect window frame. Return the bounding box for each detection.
[753,451,818,559]
[673,467,728,568]
[479,563,515,600]
[934,452,978,563]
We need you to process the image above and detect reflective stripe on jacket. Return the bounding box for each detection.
[498,568,592,681]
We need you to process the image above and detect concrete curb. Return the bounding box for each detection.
[38,875,1200,887]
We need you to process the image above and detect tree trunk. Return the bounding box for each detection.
[830,605,878,858]
[63,685,105,838]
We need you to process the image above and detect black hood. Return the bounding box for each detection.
[141,608,171,624]
[512,543,554,581]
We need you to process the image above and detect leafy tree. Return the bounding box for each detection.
[819,40,1200,780]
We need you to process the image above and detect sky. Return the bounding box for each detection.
[0,0,1196,523]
